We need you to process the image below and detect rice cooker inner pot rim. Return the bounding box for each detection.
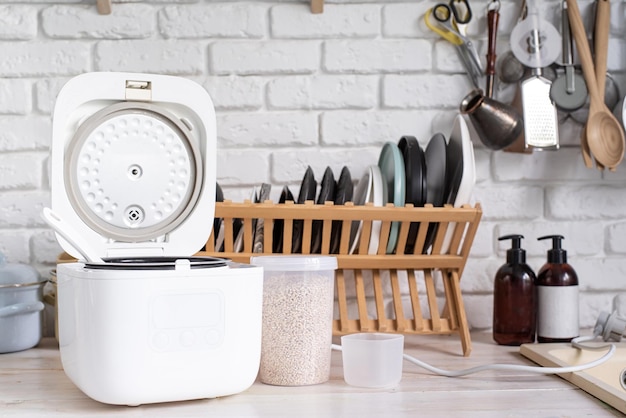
[83,256,230,270]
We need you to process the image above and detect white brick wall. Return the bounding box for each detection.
[42,5,155,39]
[1,0,625,333]
[0,6,38,40]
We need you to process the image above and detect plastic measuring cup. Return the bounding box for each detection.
[341,333,404,388]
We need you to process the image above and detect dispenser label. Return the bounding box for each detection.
[537,286,579,339]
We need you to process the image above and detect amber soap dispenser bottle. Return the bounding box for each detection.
[536,235,579,342]
[493,234,537,346]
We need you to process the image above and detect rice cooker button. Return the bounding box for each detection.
[180,330,196,347]
[206,329,221,346]
[153,332,169,350]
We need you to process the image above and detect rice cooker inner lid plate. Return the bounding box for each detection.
[65,101,203,242]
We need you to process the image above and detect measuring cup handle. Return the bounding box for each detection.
[485,8,499,97]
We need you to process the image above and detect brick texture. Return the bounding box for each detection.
[159,4,266,39]
[211,40,320,75]
[95,40,205,74]
[42,4,155,39]
[0,5,37,40]
[0,116,51,151]
[268,75,377,110]
[217,112,318,147]
[324,40,431,73]
[0,80,32,114]
[0,42,90,76]
[0,153,46,190]
[271,4,380,38]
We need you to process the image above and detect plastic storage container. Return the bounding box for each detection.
[250,255,337,386]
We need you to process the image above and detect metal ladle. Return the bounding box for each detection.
[498,51,525,84]
[567,0,624,170]
[549,0,587,112]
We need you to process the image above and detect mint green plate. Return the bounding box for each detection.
[378,142,406,254]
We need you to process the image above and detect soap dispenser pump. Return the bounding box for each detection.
[536,235,579,343]
[493,234,537,346]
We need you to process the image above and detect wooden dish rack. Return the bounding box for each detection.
[199,200,482,356]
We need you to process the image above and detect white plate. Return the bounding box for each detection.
[368,165,385,255]
[348,168,373,255]
[442,115,476,254]
[348,166,385,255]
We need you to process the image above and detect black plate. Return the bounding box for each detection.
[398,136,426,254]
[330,166,354,254]
[311,167,336,254]
[212,182,225,251]
[272,185,295,253]
[423,133,448,253]
[425,133,447,206]
[292,166,317,253]
[86,256,229,270]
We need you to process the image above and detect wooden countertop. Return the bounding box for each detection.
[0,333,621,417]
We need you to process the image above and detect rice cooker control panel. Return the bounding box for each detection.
[150,291,224,352]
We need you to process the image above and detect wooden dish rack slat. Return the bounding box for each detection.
[199,201,482,356]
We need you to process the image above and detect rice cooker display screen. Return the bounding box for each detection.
[65,102,203,242]
[151,291,224,352]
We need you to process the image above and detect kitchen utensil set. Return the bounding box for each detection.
[437,0,624,169]
[567,0,624,169]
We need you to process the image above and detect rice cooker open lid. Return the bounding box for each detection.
[50,72,217,260]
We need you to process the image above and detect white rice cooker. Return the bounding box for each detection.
[49,72,263,406]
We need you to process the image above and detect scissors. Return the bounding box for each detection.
[425,0,483,88]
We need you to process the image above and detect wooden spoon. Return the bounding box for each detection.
[567,0,624,169]
[592,0,610,170]
[580,128,593,167]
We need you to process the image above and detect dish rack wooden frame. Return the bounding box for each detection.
[199,200,482,356]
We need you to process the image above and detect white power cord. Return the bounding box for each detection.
[401,335,614,377]
[332,334,616,378]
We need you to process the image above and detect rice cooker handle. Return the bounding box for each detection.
[0,301,45,318]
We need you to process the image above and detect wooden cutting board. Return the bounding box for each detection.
[520,342,626,414]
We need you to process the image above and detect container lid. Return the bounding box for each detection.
[50,72,217,260]
[250,255,338,272]
[0,253,41,285]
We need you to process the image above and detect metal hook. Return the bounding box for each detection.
[488,0,500,13]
